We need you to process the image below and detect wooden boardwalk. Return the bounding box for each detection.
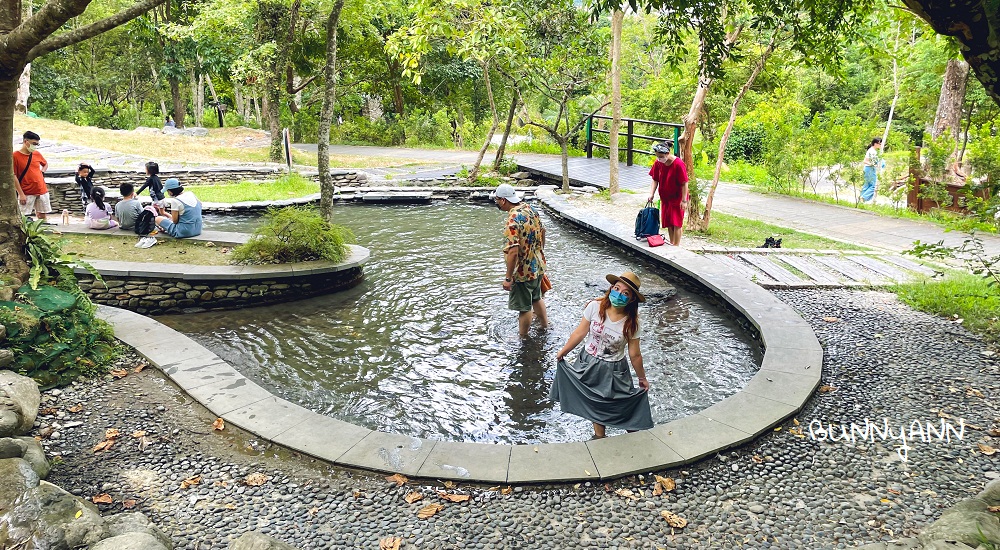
[692,248,943,289]
[517,156,652,192]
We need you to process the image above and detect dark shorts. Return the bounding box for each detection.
[509,277,543,312]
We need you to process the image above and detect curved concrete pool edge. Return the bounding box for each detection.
[95,192,822,484]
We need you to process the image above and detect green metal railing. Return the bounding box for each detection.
[584,114,682,166]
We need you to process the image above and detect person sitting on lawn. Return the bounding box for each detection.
[114,182,143,231]
[155,178,202,238]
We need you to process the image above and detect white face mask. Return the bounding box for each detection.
[26,144,37,152]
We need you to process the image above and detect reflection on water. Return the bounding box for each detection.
[159,202,760,444]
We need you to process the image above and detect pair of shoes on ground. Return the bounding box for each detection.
[135,236,158,249]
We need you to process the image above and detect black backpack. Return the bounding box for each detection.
[134,209,156,236]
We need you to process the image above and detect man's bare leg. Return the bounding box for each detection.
[532,299,549,330]
[518,311,533,338]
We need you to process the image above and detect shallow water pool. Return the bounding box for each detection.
[158,202,760,444]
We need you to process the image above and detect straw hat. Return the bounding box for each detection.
[606,271,645,303]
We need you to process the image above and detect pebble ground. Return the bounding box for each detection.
[35,289,999,549]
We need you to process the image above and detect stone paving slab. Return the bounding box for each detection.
[697,391,799,439]
[586,431,685,478]
[507,442,599,484]
[160,358,241,391]
[741,368,822,408]
[336,432,436,476]
[185,377,274,417]
[224,397,317,440]
[273,416,372,463]
[648,414,752,462]
[415,441,511,483]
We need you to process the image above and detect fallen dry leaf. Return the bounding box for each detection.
[978,443,997,456]
[417,503,444,519]
[379,537,402,550]
[404,492,424,504]
[442,480,455,490]
[966,387,985,398]
[990,428,1000,437]
[887,489,901,495]
[653,484,663,497]
[501,486,512,495]
[654,475,676,493]
[137,436,153,452]
[67,404,84,413]
[385,473,408,487]
[105,429,121,440]
[307,507,319,517]
[438,492,470,503]
[987,505,1000,513]
[110,369,128,379]
[91,494,113,504]
[822,316,839,322]
[122,499,137,509]
[39,407,58,415]
[615,488,638,500]
[180,475,202,489]
[134,363,147,373]
[131,431,146,438]
[752,455,764,464]
[92,440,114,453]
[817,385,837,394]
[244,473,269,486]
[211,418,225,431]
[660,510,688,528]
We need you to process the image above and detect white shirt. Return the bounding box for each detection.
[582,300,639,362]
[165,191,198,216]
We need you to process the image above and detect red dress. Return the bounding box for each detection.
[649,158,688,228]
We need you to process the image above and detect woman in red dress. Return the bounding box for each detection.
[646,140,689,246]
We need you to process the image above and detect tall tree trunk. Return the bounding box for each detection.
[317,0,345,221]
[148,61,167,118]
[698,36,778,231]
[170,76,184,128]
[0,77,28,287]
[958,99,976,163]
[683,28,741,228]
[608,9,623,195]
[559,138,570,191]
[266,83,282,161]
[881,55,899,147]
[252,96,262,126]
[205,73,219,104]
[469,61,499,181]
[932,58,970,141]
[493,93,518,170]
[233,81,245,121]
[14,0,32,113]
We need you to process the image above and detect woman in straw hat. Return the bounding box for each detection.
[551,271,653,439]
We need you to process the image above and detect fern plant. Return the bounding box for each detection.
[23,218,103,297]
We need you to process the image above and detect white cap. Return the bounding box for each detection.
[490,183,522,204]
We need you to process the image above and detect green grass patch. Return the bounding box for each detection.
[693,211,869,250]
[194,174,319,204]
[893,272,1000,346]
[59,233,235,266]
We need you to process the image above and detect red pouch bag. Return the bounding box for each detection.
[646,234,665,247]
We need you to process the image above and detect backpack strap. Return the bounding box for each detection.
[16,152,33,183]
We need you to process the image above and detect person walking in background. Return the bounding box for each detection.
[84,187,118,230]
[861,137,883,203]
[491,183,549,338]
[155,178,203,238]
[165,115,175,128]
[551,271,652,439]
[114,183,143,231]
[13,131,52,222]
[75,162,95,208]
[137,161,165,205]
[647,140,689,246]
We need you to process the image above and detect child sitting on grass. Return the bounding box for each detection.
[85,187,118,230]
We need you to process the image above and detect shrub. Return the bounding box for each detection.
[231,206,355,265]
[496,156,519,176]
[723,122,767,164]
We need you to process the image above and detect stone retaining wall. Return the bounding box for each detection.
[47,169,367,216]
[76,267,363,315]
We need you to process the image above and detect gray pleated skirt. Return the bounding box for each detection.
[549,349,654,431]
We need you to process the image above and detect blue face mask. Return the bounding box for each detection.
[609,289,630,307]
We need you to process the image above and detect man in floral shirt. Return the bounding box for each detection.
[491,183,549,337]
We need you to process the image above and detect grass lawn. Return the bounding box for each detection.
[893,272,1000,347]
[194,174,319,203]
[58,233,234,266]
[690,212,869,251]
[14,114,424,169]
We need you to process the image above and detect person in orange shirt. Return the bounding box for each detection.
[13,131,51,221]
